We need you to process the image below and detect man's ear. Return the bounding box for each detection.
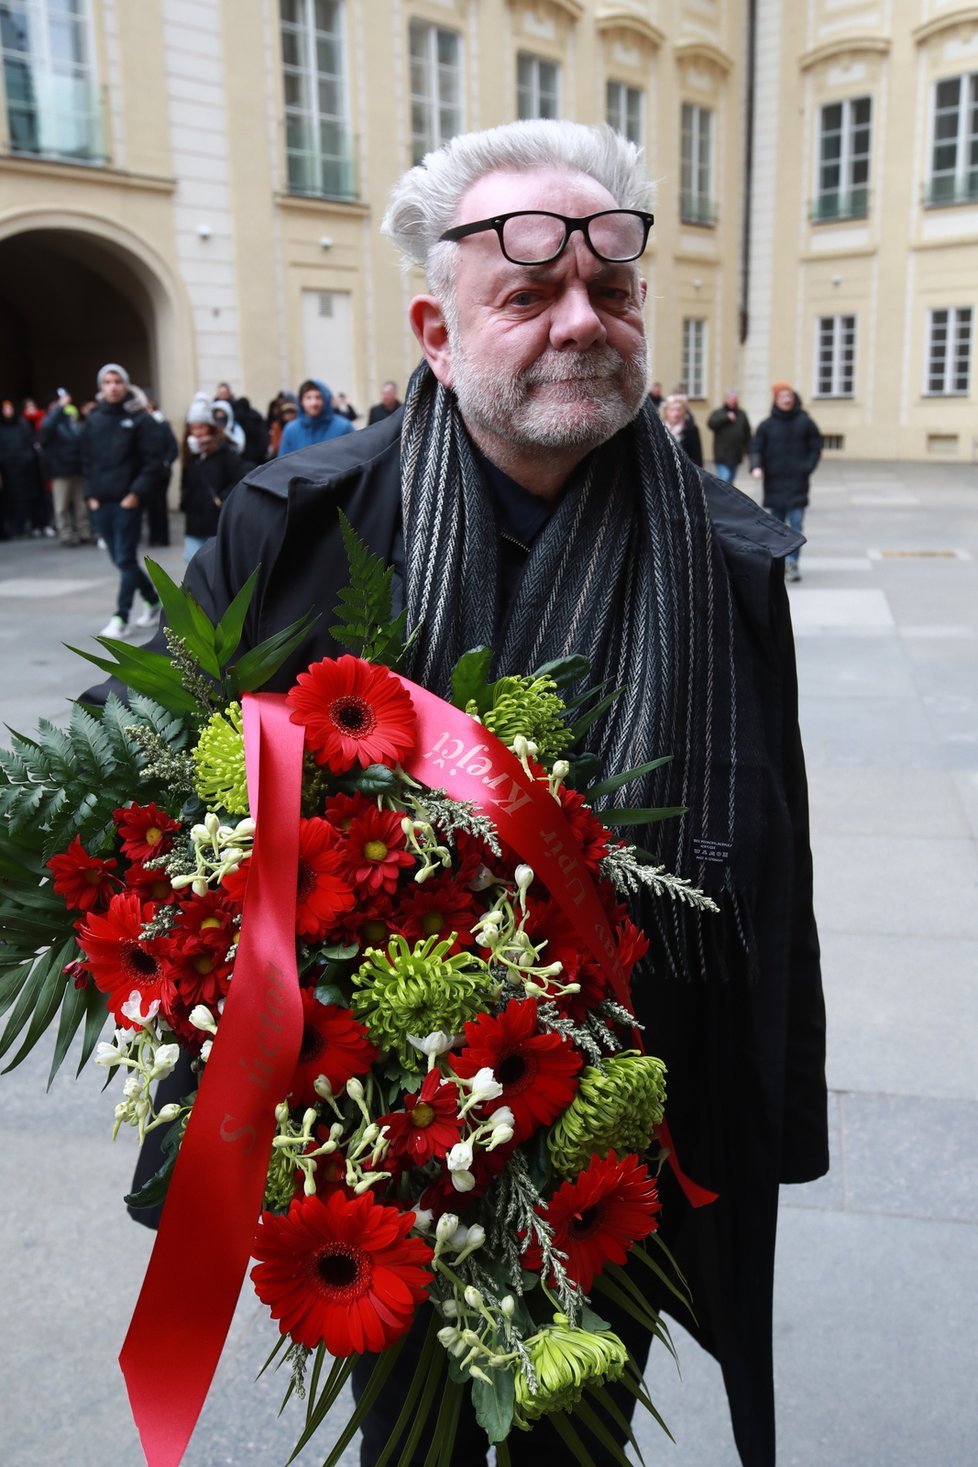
[639,276,648,306]
[409,296,453,388]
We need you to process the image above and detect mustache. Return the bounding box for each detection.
[521,349,626,386]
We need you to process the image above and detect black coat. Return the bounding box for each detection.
[749,402,822,511]
[39,403,83,478]
[707,405,752,467]
[79,400,158,504]
[175,411,826,1466]
[179,443,242,538]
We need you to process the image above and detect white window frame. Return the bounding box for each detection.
[924,307,972,396]
[680,102,714,226]
[1,0,102,161]
[928,73,978,206]
[280,0,354,198]
[815,315,856,398]
[409,17,463,165]
[606,79,642,146]
[814,96,871,220]
[517,52,560,121]
[682,318,707,400]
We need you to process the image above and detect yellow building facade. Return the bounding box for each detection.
[0,0,974,462]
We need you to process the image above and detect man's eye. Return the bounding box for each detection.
[507,291,539,307]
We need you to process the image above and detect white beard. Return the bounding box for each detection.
[450,338,651,454]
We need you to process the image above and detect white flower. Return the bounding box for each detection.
[121,991,160,1027]
[189,1004,218,1034]
[148,1043,180,1081]
[123,1076,141,1099]
[412,1207,434,1233]
[94,1039,127,1068]
[450,1169,476,1193]
[406,1030,457,1058]
[199,1039,213,1063]
[313,1074,333,1100]
[446,1140,474,1173]
[514,864,534,896]
[435,1212,460,1245]
[468,1067,503,1103]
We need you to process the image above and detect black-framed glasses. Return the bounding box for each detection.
[438,209,654,265]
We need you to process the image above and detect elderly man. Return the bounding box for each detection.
[165,122,826,1467]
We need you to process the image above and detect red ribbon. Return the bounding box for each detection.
[119,679,713,1465]
[120,695,305,1467]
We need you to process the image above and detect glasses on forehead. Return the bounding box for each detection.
[438,209,654,265]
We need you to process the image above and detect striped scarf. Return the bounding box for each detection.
[400,363,761,982]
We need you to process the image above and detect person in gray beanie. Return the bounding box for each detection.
[80,362,162,637]
[180,391,242,562]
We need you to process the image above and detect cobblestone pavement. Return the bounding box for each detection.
[1,458,976,1465]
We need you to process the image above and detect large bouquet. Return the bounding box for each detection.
[0,522,715,1466]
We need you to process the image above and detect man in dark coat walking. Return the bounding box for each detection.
[707,387,752,484]
[750,382,822,581]
[149,121,826,1467]
[40,391,90,544]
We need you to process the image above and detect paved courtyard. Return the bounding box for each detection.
[0,456,976,1465]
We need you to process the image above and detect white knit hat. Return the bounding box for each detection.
[186,391,216,426]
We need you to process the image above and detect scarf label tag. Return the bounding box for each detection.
[692,836,733,864]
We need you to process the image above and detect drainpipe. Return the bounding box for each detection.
[740,0,757,344]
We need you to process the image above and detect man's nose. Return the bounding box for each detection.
[548,282,608,352]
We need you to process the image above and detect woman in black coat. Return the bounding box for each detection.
[180,396,243,562]
[750,382,822,581]
[0,398,43,538]
[661,392,703,467]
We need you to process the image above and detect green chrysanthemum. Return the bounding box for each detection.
[547,1051,667,1177]
[193,702,249,816]
[467,675,568,764]
[351,934,495,1070]
[515,1314,629,1422]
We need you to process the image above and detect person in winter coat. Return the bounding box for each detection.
[180,393,242,562]
[112,121,826,1467]
[0,397,44,538]
[40,390,90,544]
[707,389,752,485]
[661,392,703,466]
[276,377,355,456]
[750,382,822,581]
[210,399,247,458]
[80,363,162,637]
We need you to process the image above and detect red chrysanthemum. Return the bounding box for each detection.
[296,1131,350,1199]
[250,1189,434,1354]
[112,802,182,863]
[553,784,612,872]
[47,837,118,912]
[377,1069,464,1169]
[289,992,377,1106]
[76,890,164,1023]
[322,790,375,834]
[398,875,480,954]
[222,819,355,942]
[452,998,581,1142]
[286,654,418,774]
[343,807,414,896]
[523,1151,661,1292]
[328,893,402,953]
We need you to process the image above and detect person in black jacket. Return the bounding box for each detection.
[661,392,703,466]
[180,393,243,562]
[40,391,90,544]
[707,388,752,485]
[80,363,162,637]
[0,397,44,538]
[367,380,402,424]
[750,382,822,581]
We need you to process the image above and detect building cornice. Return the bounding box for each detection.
[673,39,734,74]
[274,192,372,219]
[505,0,584,22]
[913,7,978,46]
[0,154,175,192]
[594,10,665,50]
[799,35,891,71]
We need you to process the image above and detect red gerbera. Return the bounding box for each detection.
[289,992,377,1106]
[343,807,414,896]
[157,902,236,1015]
[322,790,375,834]
[125,861,176,905]
[112,802,182,863]
[378,1070,464,1168]
[76,890,164,1023]
[452,998,581,1142]
[329,893,402,953]
[47,837,118,912]
[296,1132,350,1199]
[553,784,612,872]
[523,1151,661,1292]
[286,655,417,774]
[250,1189,434,1354]
[222,819,355,941]
[398,875,480,954]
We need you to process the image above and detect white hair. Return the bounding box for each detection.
[381,120,653,301]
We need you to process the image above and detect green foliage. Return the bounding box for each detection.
[329,514,412,667]
[472,1364,516,1443]
[69,559,319,719]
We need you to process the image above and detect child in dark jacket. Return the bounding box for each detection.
[180,394,243,563]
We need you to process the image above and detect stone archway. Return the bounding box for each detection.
[0,212,194,417]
